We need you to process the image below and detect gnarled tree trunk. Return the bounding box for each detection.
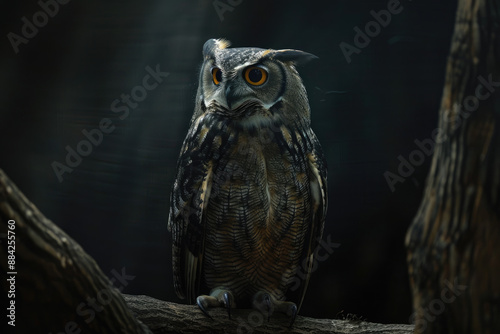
[0,170,153,334]
[406,0,500,333]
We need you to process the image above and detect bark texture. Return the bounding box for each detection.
[406,0,500,333]
[0,169,152,334]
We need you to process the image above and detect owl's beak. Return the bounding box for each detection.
[224,83,238,110]
[208,83,236,111]
[210,81,252,112]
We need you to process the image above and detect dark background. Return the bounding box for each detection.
[0,0,456,325]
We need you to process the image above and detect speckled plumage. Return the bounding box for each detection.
[168,39,327,318]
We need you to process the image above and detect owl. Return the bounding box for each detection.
[168,38,327,326]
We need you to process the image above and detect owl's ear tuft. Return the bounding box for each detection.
[216,38,231,49]
[203,38,231,58]
[269,49,318,66]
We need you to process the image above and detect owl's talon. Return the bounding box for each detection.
[223,291,232,319]
[196,296,214,320]
[288,303,298,328]
[264,294,272,322]
[196,290,234,320]
[253,292,298,328]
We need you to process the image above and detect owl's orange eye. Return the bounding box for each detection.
[244,66,268,86]
[212,67,222,85]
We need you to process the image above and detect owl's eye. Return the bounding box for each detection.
[212,67,222,85]
[244,66,268,86]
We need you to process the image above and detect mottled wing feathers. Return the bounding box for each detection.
[168,115,218,302]
[291,130,328,311]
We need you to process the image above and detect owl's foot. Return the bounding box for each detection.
[196,288,235,319]
[252,291,298,328]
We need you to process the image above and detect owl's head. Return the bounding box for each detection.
[195,38,317,126]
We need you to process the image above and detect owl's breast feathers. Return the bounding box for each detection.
[169,111,327,305]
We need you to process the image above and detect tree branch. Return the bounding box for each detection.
[0,169,152,334]
[123,294,414,334]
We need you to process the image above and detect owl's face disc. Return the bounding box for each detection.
[198,39,317,122]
